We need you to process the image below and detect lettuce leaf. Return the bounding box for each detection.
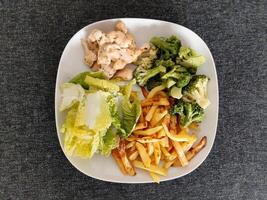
[60,83,85,111]
[120,97,141,137]
[61,106,97,158]
[75,91,112,132]
[69,71,106,89]
[119,79,141,137]
[99,127,119,156]
[85,76,120,92]
[61,91,113,158]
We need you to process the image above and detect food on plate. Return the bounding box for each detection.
[111,88,207,182]
[60,71,141,158]
[134,35,208,103]
[59,21,210,182]
[81,21,148,79]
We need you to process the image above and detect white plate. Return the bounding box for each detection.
[55,18,219,183]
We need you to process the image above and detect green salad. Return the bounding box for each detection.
[60,71,141,158]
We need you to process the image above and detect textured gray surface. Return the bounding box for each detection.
[0,0,267,199]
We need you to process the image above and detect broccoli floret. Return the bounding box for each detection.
[176,47,206,74]
[155,59,175,68]
[150,36,181,59]
[183,75,210,109]
[169,86,182,99]
[161,66,192,88]
[134,45,158,69]
[146,75,162,91]
[169,100,204,127]
[134,65,166,86]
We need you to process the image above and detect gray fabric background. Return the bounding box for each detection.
[0,0,266,199]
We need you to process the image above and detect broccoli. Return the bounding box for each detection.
[161,66,192,88]
[150,36,181,59]
[169,100,204,127]
[176,47,206,74]
[134,45,158,69]
[169,86,182,99]
[146,75,162,91]
[182,75,210,109]
[155,59,175,68]
[134,65,166,86]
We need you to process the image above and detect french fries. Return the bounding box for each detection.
[147,143,154,156]
[145,105,158,121]
[153,142,161,165]
[141,97,170,107]
[133,160,167,176]
[112,149,127,175]
[136,142,151,167]
[117,141,136,176]
[134,126,163,136]
[150,172,160,183]
[147,85,165,99]
[112,90,207,183]
[134,121,148,130]
[141,86,149,98]
[129,150,139,161]
[150,108,168,127]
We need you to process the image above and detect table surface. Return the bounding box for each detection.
[1,0,266,199]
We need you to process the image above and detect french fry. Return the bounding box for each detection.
[153,142,161,165]
[181,135,197,152]
[150,108,168,127]
[161,113,171,127]
[169,115,177,132]
[148,143,154,156]
[188,122,200,131]
[164,160,175,169]
[134,122,148,131]
[150,172,160,183]
[147,85,165,99]
[125,136,139,142]
[186,136,207,161]
[112,149,127,175]
[165,150,177,161]
[142,106,150,116]
[172,137,207,167]
[129,150,139,161]
[171,140,188,167]
[141,86,149,98]
[137,137,164,143]
[157,128,166,138]
[161,146,171,158]
[156,91,167,97]
[133,160,167,176]
[126,141,136,149]
[130,144,136,152]
[134,126,163,136]
[141,97,170,107]
[159,136,169,147]
[136,142,151,167]
[172,158,181,167]
[163,124,196,142]
[145,105,158,121]
[139,112,145,123]
[118,141,136,176]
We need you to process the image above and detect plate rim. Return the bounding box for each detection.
[55,18,219,183]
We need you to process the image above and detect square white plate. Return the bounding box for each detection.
[55,18,219,183]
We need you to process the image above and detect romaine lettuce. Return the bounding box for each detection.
[60,83,85,111]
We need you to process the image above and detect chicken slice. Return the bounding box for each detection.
[81,39,97,67]
[101,63,117,78]
[114,64,136,80]
[115,21,128,34]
